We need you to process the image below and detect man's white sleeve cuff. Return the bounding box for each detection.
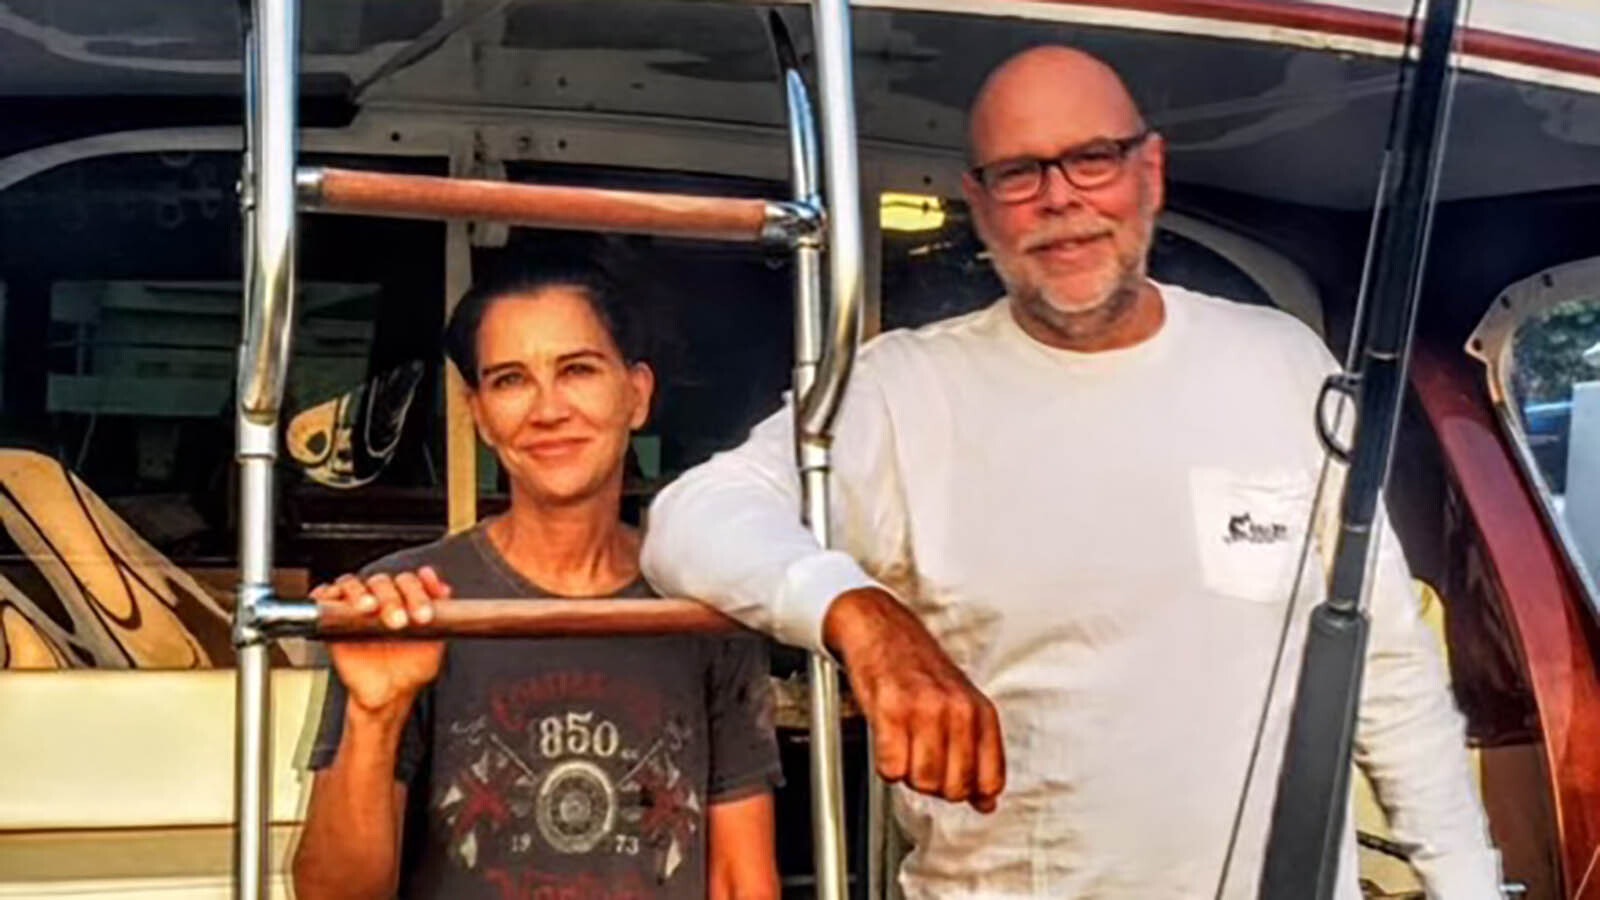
[776,550,880,655]
[1415,849,1506,900]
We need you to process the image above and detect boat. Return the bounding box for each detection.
[0,1,1597,897]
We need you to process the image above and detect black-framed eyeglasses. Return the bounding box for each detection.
[969,130,1154,204]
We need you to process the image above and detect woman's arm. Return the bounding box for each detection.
[292,570,449,899]
[293,702,414,900]
[702,632,783,900]
[708,792,780,900]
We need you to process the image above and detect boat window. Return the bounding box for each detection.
[1438,12,1600,615]
[0,150,449,668]
[1506,286,1600,588]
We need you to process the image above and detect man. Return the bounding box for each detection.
[641,46,1499,897]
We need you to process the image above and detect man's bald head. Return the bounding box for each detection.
[959,45,1165,352]
[967,46,1145,164]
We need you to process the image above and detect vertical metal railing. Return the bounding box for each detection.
[774,7,857,898]
[800,0,864,441]
[801,2,864,893]
[233,0,299,896]
[230,3,865,899]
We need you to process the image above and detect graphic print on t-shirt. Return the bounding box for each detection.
[432,667,702,896]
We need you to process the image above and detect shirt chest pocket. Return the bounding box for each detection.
[1189,467,1316,604]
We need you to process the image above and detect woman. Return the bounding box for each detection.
[292,257,782,900]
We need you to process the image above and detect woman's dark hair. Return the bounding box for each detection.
[444,247,648,390]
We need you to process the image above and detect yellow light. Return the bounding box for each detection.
[880,192,946,233]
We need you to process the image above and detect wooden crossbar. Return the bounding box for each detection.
[307,597,745,639]
[298,166,776,242]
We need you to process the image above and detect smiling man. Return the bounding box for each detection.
[642,46,1499,897]
[964,47,1165,353]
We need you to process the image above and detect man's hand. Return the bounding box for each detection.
[824,587,1005,812]
[311,567,453,713]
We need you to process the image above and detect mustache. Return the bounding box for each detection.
[1021,225,1113,253]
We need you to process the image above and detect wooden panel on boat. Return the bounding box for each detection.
[0,824,299,899]
[0,669,323,830]
[1411,344,1600,892]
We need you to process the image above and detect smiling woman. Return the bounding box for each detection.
[291,248,783,900]
[443,256,655,515]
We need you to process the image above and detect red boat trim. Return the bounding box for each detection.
[1411,345,1600,892]
[1009,0,1600,81]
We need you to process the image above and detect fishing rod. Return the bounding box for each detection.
[1258,0,1463,896]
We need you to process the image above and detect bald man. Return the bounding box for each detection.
[643,47,1499,898]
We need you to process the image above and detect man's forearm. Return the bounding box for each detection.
[1357,541,1500,897]
[822,586,920,662]
[642,444,877,652]
[293,699,414,900]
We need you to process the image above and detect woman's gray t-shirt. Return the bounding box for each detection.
[309,524,782,899]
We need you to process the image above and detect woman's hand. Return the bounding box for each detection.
[312,567,453,712]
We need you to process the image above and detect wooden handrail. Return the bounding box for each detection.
[309,597,746,639]
[298,167,775,243]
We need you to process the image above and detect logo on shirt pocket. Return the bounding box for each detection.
[1191,468,1313,603]
[1224,512,1290,545]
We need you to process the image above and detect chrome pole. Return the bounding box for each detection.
[795,4,863,899]
[782,65,824,395]
[786,68,850,900]
[801,473,851,900]
[234,0,298,897]
[799,0,864,439]
[239,0,298,423]
[233,578,272,900]
[867,757,890,900]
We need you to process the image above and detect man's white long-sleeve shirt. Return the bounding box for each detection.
[641,284,1499,898]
